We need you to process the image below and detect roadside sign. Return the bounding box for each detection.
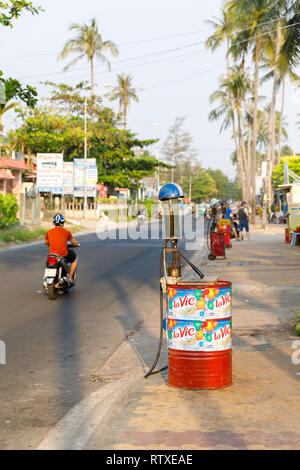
[73,158,98,198]
[36,153,63,194]
[289,203,300,231]
[62,162,74,195]
[256,176,263,195]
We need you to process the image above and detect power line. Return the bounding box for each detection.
[0,32,208,61]
[230,20,300,50]
[2,14,298,99]
[121,12,291,46]
[16,17,299,87]
[17,40,207,81]
[0,11,292,61]
[26,47,211,85]
[142,66,224,91]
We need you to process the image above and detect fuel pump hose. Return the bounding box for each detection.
[144,248,168,378]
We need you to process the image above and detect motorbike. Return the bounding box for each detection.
[43,245,78,300]
[137,211,145,228]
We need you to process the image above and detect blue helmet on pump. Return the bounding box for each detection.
[158,183,185,201]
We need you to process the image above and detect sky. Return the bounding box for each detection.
[1,0,300,179]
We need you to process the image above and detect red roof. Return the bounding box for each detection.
[0,169,15,180]
[0,157,28,171]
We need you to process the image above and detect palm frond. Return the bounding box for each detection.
[62,53,86,71]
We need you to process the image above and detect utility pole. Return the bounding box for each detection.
[189,174,192,202]
[83,97,87,219]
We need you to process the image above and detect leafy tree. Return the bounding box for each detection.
[182,165,218,202]
[109,74,139,129]
[0,71,38,133]
[0,73,37,107]
[206,168,229,199]
[0,1,40,130]
[0,193,18,228]
[272,156,300,188]
[161,116,198,184]
[0,0,41,26]
[58,18,119,97]
[281,144,294,156]
[0,102,18,132]
[9,84,164,193]
[227,178,243,201]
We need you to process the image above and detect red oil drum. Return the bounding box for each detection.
[285,228,291,243]
[210,232,225,259]
[169,349,232,389]
[219,219,231,247]
[167,281,232,389]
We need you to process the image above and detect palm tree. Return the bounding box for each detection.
[205,8,236,76]
[278,1,300,163]
[206,7,249,201]
[257,105,288,157]
[209,66,251,201]
[228,0,275,222]
[109,74,139,129]
[58,18,119,97]
[256,109,269,154]
[276,63,299,164]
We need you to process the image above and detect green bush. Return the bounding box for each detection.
[0,194,19,229]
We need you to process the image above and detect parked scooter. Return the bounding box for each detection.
[43,244,79,300]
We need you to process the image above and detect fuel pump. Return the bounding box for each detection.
[145,183,205,378]
[145,184,233,390]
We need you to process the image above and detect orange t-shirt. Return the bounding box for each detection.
[46,227,73,257]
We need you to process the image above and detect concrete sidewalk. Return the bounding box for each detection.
[86,225,300,450]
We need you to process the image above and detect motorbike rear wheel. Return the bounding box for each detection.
[48,284,58,300]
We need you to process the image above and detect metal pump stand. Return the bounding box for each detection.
[145,185,205,379]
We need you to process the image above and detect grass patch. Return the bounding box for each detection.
[0,224,84,246]
[0,227,48,245]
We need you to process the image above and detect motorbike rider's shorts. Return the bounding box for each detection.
[64,250,76,263]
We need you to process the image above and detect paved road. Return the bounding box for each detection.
[0,212,206,449]
[0,223,167,449]
[0,214,206,450]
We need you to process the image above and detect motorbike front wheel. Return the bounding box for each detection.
[48,283,58,300]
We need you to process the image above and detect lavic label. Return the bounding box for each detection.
[167,319,232,352]
[168,286,231,320]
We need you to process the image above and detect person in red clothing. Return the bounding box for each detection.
[45,214,80,284]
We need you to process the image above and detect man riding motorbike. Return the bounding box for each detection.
[45,214,80,285]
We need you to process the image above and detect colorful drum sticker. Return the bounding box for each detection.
[206,286,232,319]
[167,286,232,320]
[203,318,232,351]
[167,318,232,352]
[167,319,204,351]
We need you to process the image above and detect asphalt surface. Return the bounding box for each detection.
[0,223,167,450]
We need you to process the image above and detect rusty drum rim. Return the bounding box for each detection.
[168,280,232,289]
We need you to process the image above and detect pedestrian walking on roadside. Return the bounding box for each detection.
[238,202,250,241]
[225,203,239,240]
